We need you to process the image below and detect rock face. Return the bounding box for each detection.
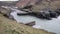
[15,0,60,11]
[0,0,60,20]
[15,0,60,20]
[16,0,40,8]
[0,0,60,10]
[0,5,60,20]
[31,0,60,11]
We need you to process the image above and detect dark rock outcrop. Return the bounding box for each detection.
[49,10,59,18]
[25,21,35,26]
[55,9,60,15]
[17,9,60,20]
[1,5,60,20]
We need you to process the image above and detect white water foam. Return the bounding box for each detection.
[10,10,60,34]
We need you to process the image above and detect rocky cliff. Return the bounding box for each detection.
[31,0,60,12]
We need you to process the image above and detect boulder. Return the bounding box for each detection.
[25,21,35,26]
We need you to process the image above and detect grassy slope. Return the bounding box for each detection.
[0,14,55,34]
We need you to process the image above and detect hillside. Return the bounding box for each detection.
[0,14,55,34]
